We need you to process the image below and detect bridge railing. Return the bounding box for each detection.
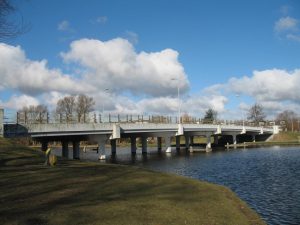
[13,111,276,128]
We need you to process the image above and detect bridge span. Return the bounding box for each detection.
[25,122,278,160]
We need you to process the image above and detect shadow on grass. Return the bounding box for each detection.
[0,138,266,225]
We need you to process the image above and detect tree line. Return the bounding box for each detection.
[18,94,95,123]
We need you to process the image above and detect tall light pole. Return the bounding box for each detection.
[171,78,180,123]
[236,94,244,127]
[102,88,109,115]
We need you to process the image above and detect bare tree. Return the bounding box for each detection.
[18,104,48,123]
[276,110,297,132]
[247,103,266,125]
[76,94,95,122]
[0,0,28,41]
[56,96,76,122]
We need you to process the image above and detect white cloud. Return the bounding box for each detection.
[1,95,39,110]
[226,69,300,103]
[280,5,291,15]
[274,16,298,32]
[96,16,107,24]
[61,38,189,97]
[57,20,75,32]
[0,43,93,96]
[286,34,300,42]
[124,31,138,44]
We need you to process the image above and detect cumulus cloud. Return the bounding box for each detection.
[274,16,298,32]
[0,43,92,96]
[61,38,189,97]
[1,95,40,110]
[226,69,300,103]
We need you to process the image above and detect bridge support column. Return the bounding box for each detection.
[72,141,80,159]
[97,136,107,160]
[111,139,117,156]
[185,136,190,150]
[41,141,48,152]
[131,137,137,155]
[62,141,69,158]
[206,134,212,152]
[214,136,219,145]
[232,134,237,145]
[190,136,194,146]
[176,136,180,150]
[252,135,256,142]
[157,137,162,152]
[141,137,147,154]
[165,136,172,153]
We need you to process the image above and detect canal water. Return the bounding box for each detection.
[53,146,300,225]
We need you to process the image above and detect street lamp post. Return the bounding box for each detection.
[236,94,245,127]
[171,78,180,123]
[102,88,109,122]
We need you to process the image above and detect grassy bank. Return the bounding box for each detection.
[0,138,266,225]
[270,131,300,142]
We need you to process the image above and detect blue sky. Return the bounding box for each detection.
[1,0,300,119]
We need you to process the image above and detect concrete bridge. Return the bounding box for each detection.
[25,122,278,160]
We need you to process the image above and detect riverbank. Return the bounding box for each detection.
[0,137,266,225]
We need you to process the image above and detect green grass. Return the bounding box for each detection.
[0,137,266,225]
[270,131,300,142]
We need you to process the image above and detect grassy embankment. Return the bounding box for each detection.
[0,137,266,225]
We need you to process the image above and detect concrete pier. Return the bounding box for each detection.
[41,141,48,152]
[98,137,107,160]
[72,141,80,159]
[131,137,137,155]
[157,137,162,152]
[214,135,219,145]
[141,137,147,154]
[111,139,117,155]
[185,136,190,150]
[206,134,212,152]
[165,136,172,153]
[62,141,69,158]
[176,136,180,150]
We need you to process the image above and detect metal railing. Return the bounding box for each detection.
[11,111,277,128]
